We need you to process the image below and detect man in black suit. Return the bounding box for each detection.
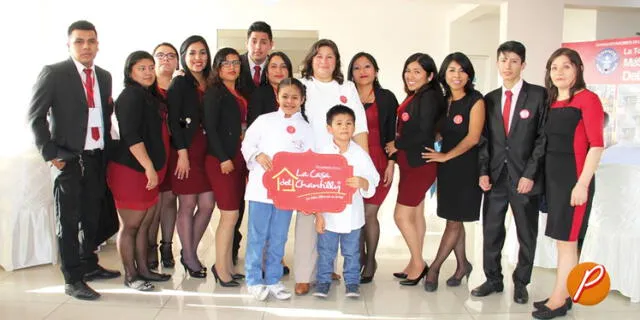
[233,21,273,266]
[28,20,120,300]
[238,21,273,96]
[472,41,547,304]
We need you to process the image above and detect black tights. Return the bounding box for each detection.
[176,192,215,270]
[426,220,469,282]
[117,204,157,281]
[360,204,381,277]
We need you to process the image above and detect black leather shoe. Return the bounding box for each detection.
[65,281,100,300]
[513,285,529,304]
[393,272,408,279]
[283,265,290,275]
[531,301,569,319]
[470,281,504,297]
[84,265,121,282]
[534,297,573,310]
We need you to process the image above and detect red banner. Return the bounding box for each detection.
[262,150,356,213]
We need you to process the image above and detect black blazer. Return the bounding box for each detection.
[239,53,267,96]
[167,75,203,150]
[395,87,446,167]
[112,84,166,172]
[247,85,278,126]
[478,81,548,195]
[203,84,243,162]
[368,88,399,160]
[28,58,114,161]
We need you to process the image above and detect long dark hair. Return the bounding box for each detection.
[545,47,586,104]
[301,39,344,84]
[347,52,381,89]
[262,51,293,85]
[179,35,212,88]
[438,52,476,98]
[277,78,308,122]
[402,53,440,95]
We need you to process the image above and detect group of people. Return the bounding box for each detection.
[28,19,604,320]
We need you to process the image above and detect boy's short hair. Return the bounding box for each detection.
[497,40,526,62]
[326,105,355,125]
[247,21,273,40]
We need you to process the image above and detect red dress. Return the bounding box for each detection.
[395,95,437,207]
[107,99,171,210]
[364,102,391,205]
[171,88,212,195]
[157,87,177,193]
[205,91,248,211]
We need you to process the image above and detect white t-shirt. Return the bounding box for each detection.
[318,140,379,233]
[242,109,315,203]
[300,77,368,147]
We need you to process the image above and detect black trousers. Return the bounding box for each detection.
[482,166,539,286]
[52,151,105,283]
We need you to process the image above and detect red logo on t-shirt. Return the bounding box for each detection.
[401,112,410,122]
[340,95,347,104]
[453,115,463,124]
[520,109,530,119]
[286,125,296,134]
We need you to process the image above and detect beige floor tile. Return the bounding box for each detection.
[44,304,159,320]
[0,300,61,319]
[154,307,263,320]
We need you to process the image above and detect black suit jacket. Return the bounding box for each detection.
[203,84,243,162]
[247,85,277,126]
[167,75,203,150]
[112,84,166,172]
[369,88,399,160]
[395,87,446,167]
[28,58,114,161]
[239,53,267,96]
[478,81,547,195]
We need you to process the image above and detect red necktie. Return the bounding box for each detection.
[253,65,261,86]
[83,68,100,141]
[503,90,513,135]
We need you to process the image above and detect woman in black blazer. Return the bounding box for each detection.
[106,51,171,291]
[385,53,446,285]
[203,47,249,287]
[347,52,398,283]
[247,51,293,126]
[167,35,214,278]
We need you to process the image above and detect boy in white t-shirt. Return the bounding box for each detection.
[313,105,379,298]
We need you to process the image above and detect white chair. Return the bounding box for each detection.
[580,164,640,303]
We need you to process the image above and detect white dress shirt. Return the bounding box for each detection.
[72,58,104,150]
[242,109,315,203]
[500,78,523,132]
[248,57,267,80]
[318,140,379,234]
[300,77,368,148]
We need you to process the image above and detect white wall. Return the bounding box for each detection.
[596,8,640,40]
[563,8,598,42]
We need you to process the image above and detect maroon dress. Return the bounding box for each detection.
[364,102,392,205]
[205,90,248,210]
[171,88,212,195]
[157,87,177,193]
[395,95,437,207]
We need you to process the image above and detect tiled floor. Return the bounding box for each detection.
[1,194,638,319]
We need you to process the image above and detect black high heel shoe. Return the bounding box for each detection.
[180,257,206,278]
[140,271,172,282]
[424,270,439,292]
[393,272,408,279]
[180,249,206,272]
[211,264,240,287]
[159,241,175,268]
[446,262,473,287]
[360,261,377,284]
[399,264,429,286]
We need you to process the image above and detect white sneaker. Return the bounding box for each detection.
[267,282,292,300]
[247,285,269,301]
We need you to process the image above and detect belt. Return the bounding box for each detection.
[82,148,103,157]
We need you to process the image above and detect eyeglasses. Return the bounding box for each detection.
[220,60,241,67]
[155,52,177,60]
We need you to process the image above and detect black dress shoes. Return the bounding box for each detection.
[531,300,570,319]
[283,265,290,275]
[65,281,100,300]
[84,265,122,282]
[470,281,504,297]
[534,297,573,310]
[513,285,529,304]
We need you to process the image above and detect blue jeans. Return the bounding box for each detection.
[317,228,361,285]
[245,201,293,286]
